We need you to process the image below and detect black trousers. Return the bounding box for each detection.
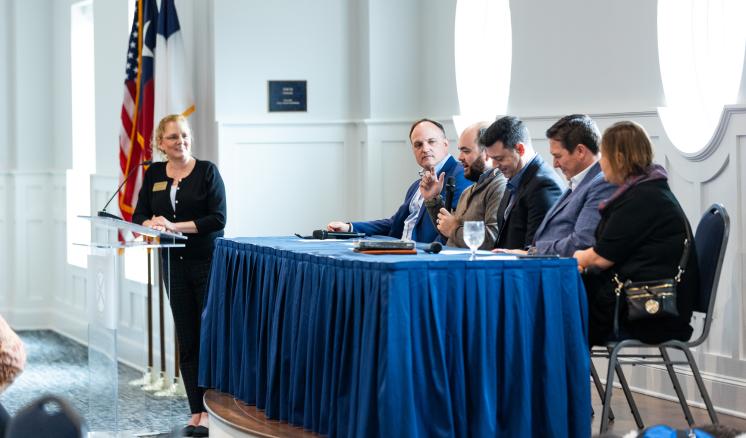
[162,254,212,414]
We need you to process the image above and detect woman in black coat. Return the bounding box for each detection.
[133,114,226,437]
[574,121,698,346]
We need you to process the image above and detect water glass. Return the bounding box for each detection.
[463,221,485,260]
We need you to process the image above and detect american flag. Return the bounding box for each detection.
[118,0,158,222]
[118,0,193,222]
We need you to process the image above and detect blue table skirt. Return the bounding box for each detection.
[199,237,590,437]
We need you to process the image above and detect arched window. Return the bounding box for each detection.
[657,0,746,155]
[453,0,512,134]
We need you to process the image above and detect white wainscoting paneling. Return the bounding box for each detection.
[5,171,57,327]
[218,119,464,235]
[219,122,357,237]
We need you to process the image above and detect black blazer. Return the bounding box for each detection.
[133,159,227,260]
[495,155,564,249]
[584,179,698,345]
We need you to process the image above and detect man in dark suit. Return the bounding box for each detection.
[482,116,564,250]
[326,118,470,243]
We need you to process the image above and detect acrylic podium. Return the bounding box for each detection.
[77,215,186,436]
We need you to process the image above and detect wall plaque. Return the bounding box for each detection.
[268,80,307,112]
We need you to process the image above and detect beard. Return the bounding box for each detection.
[464,156,487,182]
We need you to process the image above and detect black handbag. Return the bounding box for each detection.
[611,209,692,338]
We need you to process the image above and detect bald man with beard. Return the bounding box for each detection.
[420,122,507,249]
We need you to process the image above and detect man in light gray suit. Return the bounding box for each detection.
[496,114,616,256]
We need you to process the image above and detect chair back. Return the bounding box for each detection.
[5,395,86,438]
[692,203,729,344]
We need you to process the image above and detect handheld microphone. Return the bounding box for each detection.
[444,176,456,212]
[424,241,443,254]
[312,230,366,240]
[98,160,152,220]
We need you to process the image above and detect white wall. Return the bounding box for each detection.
[509,0,665,116]
[52,0,73,171]
[12,0,54,171]
[0,0,10,170]
[92,0,129,176]
[214,0,353,122]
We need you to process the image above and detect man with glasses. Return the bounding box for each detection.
[326,118,470,243]
[420,121,507,249]
[482,115,564,250]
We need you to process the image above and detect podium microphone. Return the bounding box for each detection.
[444,176,456,212]
[98,160,152,220]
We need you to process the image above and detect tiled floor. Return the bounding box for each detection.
[0,330,188,436]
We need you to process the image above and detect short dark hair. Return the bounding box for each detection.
[409,118,446,140]
[479,116,530,150]
[545,114,600,154]
[476,126,488,150]
[467,122,491,150]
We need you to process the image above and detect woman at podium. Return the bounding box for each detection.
[133,114,226,437]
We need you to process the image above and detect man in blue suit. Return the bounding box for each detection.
[499,115,616,256]
[484,116,564,250]
[326,119,470,243]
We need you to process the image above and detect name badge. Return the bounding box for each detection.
[153,181,168,192]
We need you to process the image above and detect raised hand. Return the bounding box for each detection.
[419,171,445,201]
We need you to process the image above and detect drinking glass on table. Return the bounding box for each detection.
[463,220,485,260]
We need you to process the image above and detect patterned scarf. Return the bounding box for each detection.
[599,164,668,211]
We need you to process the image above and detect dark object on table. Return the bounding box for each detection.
[305,230,366,240]
[355,240,415,251]
[354,240,416,254]
[423,241,442,254]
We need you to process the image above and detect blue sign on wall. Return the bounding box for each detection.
[268,80,307,112]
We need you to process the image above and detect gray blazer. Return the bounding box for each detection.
[532,161,617,256]
[424,168,507,249]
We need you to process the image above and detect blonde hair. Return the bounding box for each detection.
[601,121,653,181]
[152,114,191,158]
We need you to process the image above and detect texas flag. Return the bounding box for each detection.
[154,0,195,126]
[118,0,194,222]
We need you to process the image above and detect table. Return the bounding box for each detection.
[199,237,590,437]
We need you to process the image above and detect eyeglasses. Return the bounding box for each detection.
[412,137,445,149]
[163,134,188,142]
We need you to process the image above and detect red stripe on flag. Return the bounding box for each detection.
[119,79,154,221]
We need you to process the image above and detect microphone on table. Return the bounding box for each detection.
[444,176,456,212]
[97,160,152,220]
[422,241,443,254]
[312,230,366,240]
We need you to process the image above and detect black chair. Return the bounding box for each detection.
[4,395,86,438]
[591,203,729,433]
